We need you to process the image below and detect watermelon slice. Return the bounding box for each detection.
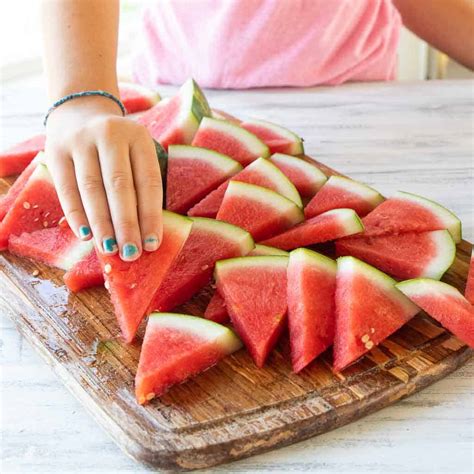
[99,211,193,343]
[8,225,94,270]
[0,152,44,221]
[148,218,254,312]
[361,191,462,243]
[0,164,63,250]
[188,157,302,217]
[215,256,289,367]
[333,256,419,372]
[135,313,242,404]
[397,279,474,348]
[211,108,241,124]
[260,208,364,250]
[304,175,384,219]
[269,153,327,198]
[216,181,304,241]
[0,134,46,177]
[191,117,269,166]
[119,81,160,114]
[466,249,474,305]
[138,78,210,149]
[166,145,242,213]
[240,119,304,156]
[204,244,288,324]
[287,248,337,372]
[63,250,104,292]
[336,230,455,280]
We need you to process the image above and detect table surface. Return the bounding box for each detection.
[1,78,473,474]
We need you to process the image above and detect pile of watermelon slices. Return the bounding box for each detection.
[1,79,472,405]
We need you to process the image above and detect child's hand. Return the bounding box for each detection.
[45,97,163,261]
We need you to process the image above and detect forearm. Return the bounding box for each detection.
[42,0,120,100]
[393,0,474,70]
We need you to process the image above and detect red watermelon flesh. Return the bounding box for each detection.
[188,157,302,218]
[138,78,211,149]
[191,117,269,166]
[0,134,45,177]
[260,208,364,250]
[166,145,242,214]
[148,218,254,312]
[361,191,461,244]
[397,279,474,348]
[0,164,63,250]
[336,230,455,280]
[216,181,303,241]
[135,313,242,404]
[215,256,289,367]
[64,250,104,292]
[240,119,304,156]
[0,152,44,221]
[269,153,327,198]
[466,250,474,305]
[304,175,383,219]
[99,211,193,343]
[8,225,94,271]
[119,82,160,114]
[287,249,337,372]
[333,257,419,372]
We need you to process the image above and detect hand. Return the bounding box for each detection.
[45,96,163,261]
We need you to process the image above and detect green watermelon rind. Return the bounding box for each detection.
[189,217,255,254]
[394,191,462,244]
[215,255,289,279]
[324,175,384,204]
[161,210,194,239]
[199,117,270,159]
[396,278,467,303]
[242,118,305,155]
[250,244,289,256]
[290,248,337,275]
[337,256,419,314]
[322,208,365,234]
[147,312,242,353]
[419,230,456,280]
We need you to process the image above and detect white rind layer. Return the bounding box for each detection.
[250,244,289,256]
[270,153,327,189]
[396,278,466,302]
[321,208,365,235]
[216,255,289,276]
[325,176,384,203]
[162,210,194,239]
[119,82,161,104]
[58,241,95,271]
[421,230,456,280]
[290,248,337,275]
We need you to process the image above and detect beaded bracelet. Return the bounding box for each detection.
[43,90,126,126]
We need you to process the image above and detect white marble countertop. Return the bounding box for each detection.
[1,79,473,473]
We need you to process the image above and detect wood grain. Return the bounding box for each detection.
[0,154,471,470]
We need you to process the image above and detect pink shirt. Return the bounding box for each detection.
[133,0,401,89]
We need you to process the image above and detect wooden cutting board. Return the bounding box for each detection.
[0,157,472,471]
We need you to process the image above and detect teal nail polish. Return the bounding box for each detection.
[143,235,159,252]
[102,237,117,254]
[79,225,91,239]
[122,243,138,259]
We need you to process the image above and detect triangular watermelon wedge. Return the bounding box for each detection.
[148,217,254,312]
[215,255,289,367]
[0,134,46,177]
[466,250,474,305]
[0,151,44,221]
[166,145,242,213]
[216,181,304,241]
[136,313,242,404]
[269,153,327,198]
[138,78,211,149]
[119,81,160,114]
[396,279,474,348]
[63,250,104,292]
[287,249,337,372]
[333,257,419,372]
[0,163,63,250]
[336,230,455,280]
[211,108,241,124]
[191,117,269,166]
[99,211,193,343]
[240,119,304,155]
[188,157,302,217]
[361,191,462,243]
[304,175,383,219]
[204,244,288,324]
[260,208,364,250]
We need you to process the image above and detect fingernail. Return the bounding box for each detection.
[143,235,159,252]
[102,237,118,254]
[122,243,139,261]
[79,225,91,239]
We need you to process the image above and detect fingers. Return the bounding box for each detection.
[72,147,118,255]
[47,151,91,241]
[130,130,163,252]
